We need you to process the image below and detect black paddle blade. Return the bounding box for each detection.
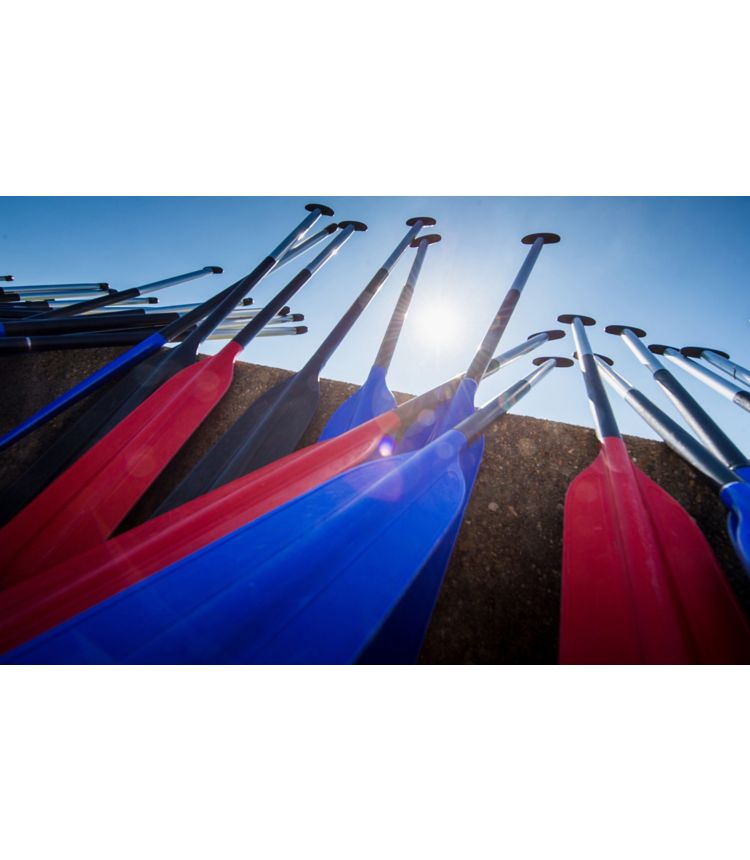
[153,368,322,516]
[0,341,201,526]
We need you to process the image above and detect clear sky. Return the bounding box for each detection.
[2,196,749,445]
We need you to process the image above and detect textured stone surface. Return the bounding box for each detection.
[2,347,748,663]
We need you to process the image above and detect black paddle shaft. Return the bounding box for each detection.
[465,233,560,383]
[153,217,434,516]
[0,312,182,337]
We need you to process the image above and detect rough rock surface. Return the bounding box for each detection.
[2,347,748,663]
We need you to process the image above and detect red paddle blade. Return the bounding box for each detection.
[0,411,401,654]
[560,437,750,664]
[0,342,243,582]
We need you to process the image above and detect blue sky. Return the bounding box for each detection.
[2,196,749,445]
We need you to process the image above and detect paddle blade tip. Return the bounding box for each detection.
[305,203,335,217]
[406,216,437,227]
[528,329,565,341]
[410,233,442,247]
[533,356,574,367]
[681,345,730,359]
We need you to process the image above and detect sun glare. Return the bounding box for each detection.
[413,297,462,347]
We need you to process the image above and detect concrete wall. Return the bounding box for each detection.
[2,347,748,663]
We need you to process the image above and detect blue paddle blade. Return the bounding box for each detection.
[398,378,480,454]
[318,365,397,441]
[719,481,750,575]
[733,465,750,484]
[0,332,167,452]
[358,436,485,663]
[4,432,469,665]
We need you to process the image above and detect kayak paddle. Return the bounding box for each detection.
[318,232,441,440]
[594,354,750,577]
[153,216,437,516]
[559,314,750,664]
[0,203,333,512]
[0,334,558,654]
[2,359,567,665]
[0,221,358,579]
[681,346,750,389]
[649,344,750,414]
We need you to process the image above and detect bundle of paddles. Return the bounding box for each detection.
[1,203,749,664]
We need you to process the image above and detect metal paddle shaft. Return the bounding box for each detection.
[651,344,750,414]
[559,315,750,664]
[0,222,357,580]
[3,283,109,296]
[153,216,433,516]
[682,346,750,389]
[594,355,750,577]
[318,233,442,442]
[1,360,564,665]
[30,267,223,320]
[607,325,750,470]
[0,204,334,521]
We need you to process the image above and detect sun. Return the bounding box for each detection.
[413,297,463,347]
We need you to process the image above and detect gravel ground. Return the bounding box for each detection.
[2,347,748,663]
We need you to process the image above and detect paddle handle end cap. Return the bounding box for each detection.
[605,324,647,337]
[98,283,110,289]
[295,326,308,334]
[338,220,368,232]
[410,233,442,247]
[558,314,596,326]
[1,275,13,282]
[648,344,676,356]
[306,203,335,217]
[206,266,224,274]
[533,356,574,367]
[681,345,730,359]
[522,232,561,245]
[405,216,437,227]
[323,224,339,235]
[573,351,614,365]
[528,329,565,341]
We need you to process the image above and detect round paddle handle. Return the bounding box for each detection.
[558,314,596,326]
[305,203,335,217]
[605,324,647,338]
[522,232,560,244]
[528,329,565,341]
[533,356,574,367]
[681,346,731,359]
[410,233,442,247]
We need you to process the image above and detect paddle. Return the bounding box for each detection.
[318,232,441,441]
[605,325,750,473]
[0,203,332,501]
[152,216,437,516]
[0,222,362,580]
[650,344,750,414]
[682,346,750,389]
[0,337,553,654]
[0,283,109,297]
[0,276,13,282]
[558,314,750,664]
[1,359,567,665]
[0,311,193,337]
[29,267,223,319]
[381,233,560,659]
[593,354,750,576]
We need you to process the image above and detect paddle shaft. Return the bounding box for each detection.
[659,347,750,413]
[594,358,737,489]
[373,235,431,371]
[465,236,547,383]
[617,328,749,469]
[30,267,222,320]
[699,349,750,388]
